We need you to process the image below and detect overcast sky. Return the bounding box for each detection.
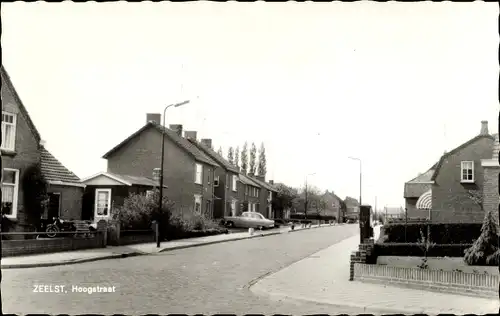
[2,2,498,210]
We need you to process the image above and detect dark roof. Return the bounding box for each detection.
[106,172,165,187]
[323,190,343,202]
[344,196,359,207]
[1,66,41,143]
[430,134,495,181]
[406,168,435,184]
[40,146,81,184]
[239,173,261,187]
[248,175,277,192]
[187,139,239,173]
[102,122,219,167]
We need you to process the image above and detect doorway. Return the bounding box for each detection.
[47,192,61,219]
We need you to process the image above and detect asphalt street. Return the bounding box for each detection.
[3,224,360,315]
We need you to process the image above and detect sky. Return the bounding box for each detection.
[2,2,498,211]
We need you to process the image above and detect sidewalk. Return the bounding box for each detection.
[250,232,498,315]
[1,222,337,269]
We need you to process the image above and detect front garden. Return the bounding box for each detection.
[112,190,228,242]
[374,208,499,274]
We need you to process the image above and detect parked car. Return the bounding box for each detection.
[223,212,275,229]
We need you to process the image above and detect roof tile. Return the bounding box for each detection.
[40,146,81,184]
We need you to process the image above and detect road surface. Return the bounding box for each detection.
[3,224,360,314]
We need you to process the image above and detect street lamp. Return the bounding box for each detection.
[348,156,362,207]
[157,100,189,248]
[304,172,316,220]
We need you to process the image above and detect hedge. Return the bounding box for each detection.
[383,223,482,244]
[167,228,229,240]
[374,243,474,257]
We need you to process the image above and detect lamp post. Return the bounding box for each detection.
[304,172,316,221]
[348,156,362,207]
[157,100,189,248]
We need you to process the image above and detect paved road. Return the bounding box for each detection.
[3,224,360,314]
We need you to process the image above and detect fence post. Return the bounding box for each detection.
[96,220,107,247]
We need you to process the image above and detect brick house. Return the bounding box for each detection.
[1,66,85,232]
[407,120,495,223]
[247,172,277,219]
[101,114,221,217]
[481,133,500,223]
[186,135,240,219]
[404,164,436,219]
[322,190,346,222]
[344,196,360,221]
[238,172,262,215]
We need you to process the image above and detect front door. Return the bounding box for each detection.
[94,188,111,221]
[47,192,61,220]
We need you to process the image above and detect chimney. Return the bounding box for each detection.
[269,180,274,185]
[169,124,183,136]
[201,138,212,149]
[146,113,161,125]
[480,120,489,135]
[184,131,197,140]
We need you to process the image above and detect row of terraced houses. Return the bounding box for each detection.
[1,66,282,233]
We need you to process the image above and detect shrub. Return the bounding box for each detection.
[21,163,48,228]
[383,223,482,244]
[464,209,499,266]
[374,243,473,257]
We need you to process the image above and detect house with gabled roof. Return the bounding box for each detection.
[1,66,85,232]
[247,172,277,219]
[322,190,346,222]
[97,113,221,219]
[238,172,262,215]
[186,135,240,218]
[405,120,495,223]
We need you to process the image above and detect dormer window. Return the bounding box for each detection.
[461,161,474,183]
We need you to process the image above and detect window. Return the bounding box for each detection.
[1,168,19,219]
[246,185,249,196]
[231,200,237,216]
[194,195,202,213]
[268,191,272,201]
[146,190,154,199]
[207,168,211,185]
[214,176,220,187]
[1,112,17,151]
[95,189,111,217]
[256,188,260,198]
[195,163,203,184]
[461,161,474,182]
[232,175,237,192]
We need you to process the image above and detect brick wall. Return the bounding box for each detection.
[349,238,375,281]
[432,136,494,223]
[1,74,41,227]
[48,184,84,221]
[354,263,498,298]
[1,233,105,257]
[483,165,500,224]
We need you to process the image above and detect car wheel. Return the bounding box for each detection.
[226,221,234,228]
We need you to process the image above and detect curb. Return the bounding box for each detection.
[1,252,145,269]
[157,231,283,253]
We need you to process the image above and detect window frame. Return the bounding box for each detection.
[214,175,220,187]
[1,111,17,151]
[1,168,20,219]
[194,194,202,213]
[232,175,238,192]
[460,161,474,183]
[195,163,203,184]
[95,188,112,218]
[207,168,211,185]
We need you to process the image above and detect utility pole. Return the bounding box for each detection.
[1,90,3,314]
